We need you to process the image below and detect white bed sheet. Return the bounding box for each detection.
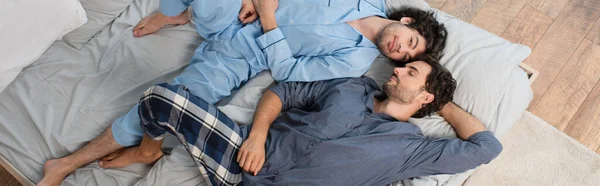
[0,0,203,184]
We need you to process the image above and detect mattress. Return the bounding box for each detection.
[0,0,532,185]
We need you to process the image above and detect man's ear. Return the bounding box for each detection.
[419,92,434,105]
[400,17,415,25]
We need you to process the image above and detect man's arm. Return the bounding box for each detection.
[253,0,278,33]
[398,102,502,178]
[265,46,380,82]
[438,102,488,140]
[252,1,380,82]
[236,80,331,175]
[237,90,281,176]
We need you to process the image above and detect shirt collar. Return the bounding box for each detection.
[362,78,398,121]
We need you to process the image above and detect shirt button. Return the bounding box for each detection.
[292,155,297,161]
[325,19,331,24]
[274,171,280,175]
[309,140,315,146]
[346,123,352,128]
[289,20,294,24]
[327,136,332,140]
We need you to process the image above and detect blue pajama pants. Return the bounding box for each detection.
[111,0,266,146]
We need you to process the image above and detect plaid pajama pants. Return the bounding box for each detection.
[138,83,245,186]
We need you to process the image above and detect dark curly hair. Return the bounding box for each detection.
[388,8,448,59]
[410,55,456,118]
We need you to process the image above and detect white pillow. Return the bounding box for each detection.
[0,0,87,93]
[370,0,533,185]
[375,0,532,138]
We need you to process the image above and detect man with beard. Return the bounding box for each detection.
[38,56,502,185]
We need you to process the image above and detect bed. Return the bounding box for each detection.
[0,0,533,185]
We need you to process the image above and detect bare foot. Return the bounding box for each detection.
[37,159,75,186]
[133,11,190,37]
[98,146,163,169]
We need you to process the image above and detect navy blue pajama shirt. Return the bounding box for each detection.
[241,77,502,185]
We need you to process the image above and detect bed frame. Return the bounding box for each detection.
[0,155,34,185]
[519,63,539,83]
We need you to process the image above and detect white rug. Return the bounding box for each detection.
[463,112,600,186]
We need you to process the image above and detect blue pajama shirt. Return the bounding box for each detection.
[112,0,387,146]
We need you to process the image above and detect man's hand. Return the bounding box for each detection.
[236,136,266,176]
[239,0,258,24]
[252,0,278,16]
[252,0,278,32]
[238,90,281,176]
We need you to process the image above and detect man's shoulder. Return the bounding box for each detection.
[325,76,378,88]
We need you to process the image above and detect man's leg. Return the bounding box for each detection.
[38,126,167,186]
[135,0,243,41]
[107,84,246,185]
[95,0,252,173]
[97,132,164,169]
[133,10,190,37]
[37,127,122,186]
[97,21,255,170]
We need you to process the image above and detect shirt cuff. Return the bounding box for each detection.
[256,28,285,50]
[466,131,503,163]
[159,0,188,17]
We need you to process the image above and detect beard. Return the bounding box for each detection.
[375,29,387,54]
[375,22,403,55]
[383,81,420,104]
[375,27,390,55]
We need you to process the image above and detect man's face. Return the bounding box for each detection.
[382,61,432,104]
[376,22,427,62]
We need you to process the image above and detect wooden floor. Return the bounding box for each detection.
[1,0,600,185]
[0,165,21,186]
[426,0,600,154]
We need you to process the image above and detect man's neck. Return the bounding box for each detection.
[373,97,418,122]
[347,16,396,44]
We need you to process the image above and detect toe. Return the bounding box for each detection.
[133,29,142,37]
[136,28,154,37]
